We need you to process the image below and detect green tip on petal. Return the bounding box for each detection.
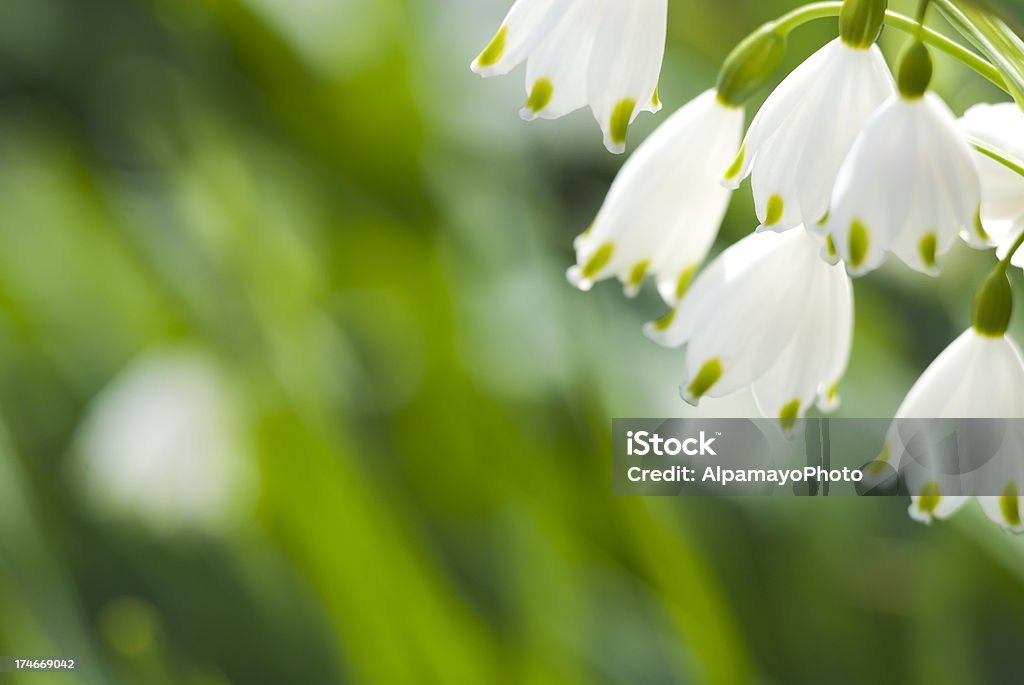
[919,232,937,270]
[848,219,869,268]
[476,27,507,67]
[867,442,891,476]
[628,260,650,290]
[525,78,553,113]
[610,98,636,147]
[779,399,800,432]
[818,210,831,227]
[675,264,699,302]
[582,242,614,280]
[764,194,784,227]
[723,143,746,181]
[653,308,677,332]
[1001,483,1022,528]
[651,86,660,108]
[917,481,943,515]
[826,235,838,258]
[686,359,723,401]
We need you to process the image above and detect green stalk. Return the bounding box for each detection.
[762,2,1007,91]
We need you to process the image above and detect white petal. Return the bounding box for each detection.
[978,494,1024,533]
[471,0,573,77]
[520,0,603,120]
[896,330,1024,419]
[908,494,968,524]
[826,94,979,276]
[648,229,841,410]
[960,102,1024,238]
[739,41,894,231]
[751,254,853,421]
[569,91,743,296]
[585,0,667,153]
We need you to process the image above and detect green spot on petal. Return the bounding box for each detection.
[827,383,839,402]
[818,210,831,226]
[764,194,784,227]
[653,308,677,331]
[779,399,800,432]
[849,219,869,268]
[687,359,723,400]
[675,264,698,302]
[867,442,891,476]
[917,481,942,515]
[651,86,660,108]
[582,242,614,280]
[723,143,746,181]
[629,260,650,289]
[826,235,837,258]
[919,232,937,269]
[610,98,636,146]
[476,27,507,67]
[525,78,553,113]
[1001,483,1021,527]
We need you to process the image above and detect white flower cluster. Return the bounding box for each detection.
[471,0,667,154]
[472,0,1024,529]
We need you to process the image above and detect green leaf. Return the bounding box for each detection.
[935,0,1024,112]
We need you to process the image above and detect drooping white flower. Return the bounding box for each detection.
[723,38,895,232]
[879,329,1024,530]
[823,91,982,276]
[960,102,1024,268]
[72,349,256,534]
[645,228,853,428]
[568,90,745,303]
[471,0,667,153]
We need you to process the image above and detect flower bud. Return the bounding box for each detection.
[840,0,888,49]
[716,24,787,108]
[898,41,934,99]
[972,265,1013,337]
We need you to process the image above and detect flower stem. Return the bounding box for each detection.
[969,136,1024,179]
[767,2,1007,91]
[1000,222,1024,269]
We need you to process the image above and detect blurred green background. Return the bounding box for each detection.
[2,0,1024,683]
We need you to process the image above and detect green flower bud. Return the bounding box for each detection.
[716,24,787,108]
[898,41,934,99]
[972,266,1013,337]
[840,0,888,49]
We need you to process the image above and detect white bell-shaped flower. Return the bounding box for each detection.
[823,90,982,276]
[645,228,853,428]
[960,102,1024,268]
[880,329,1024,529]
[723,38,895,232]
[471,0,667,153]
[568,90,745,303]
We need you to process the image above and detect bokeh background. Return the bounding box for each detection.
[2,0,1024,683]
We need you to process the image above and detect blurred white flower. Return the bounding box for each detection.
[568,89,744,303]
[883,330,1024,530]
[471,0,667,153]
[960,102,1024,268]
[824,92,982,276]
[73,349,255,534]
[723,38,894,232]
[645,228,853,429]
